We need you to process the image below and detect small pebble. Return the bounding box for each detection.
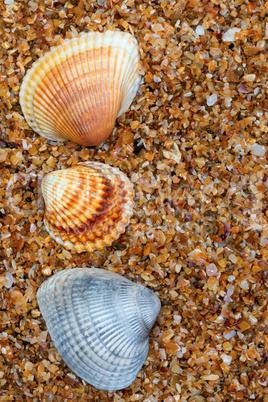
[221,353,232,365]
[206,263,218,276]
[224,285,234,303]
[153,75,161,83]
[229,254,237,263]
[42,267,52,276]
[223,330,236,340]
[5,272,13,289]
[238,84,249,93]
[239,279,249,290]
[196,25,205,35]
[251,143,266,156]
[202,374,219,381]
[30,223,37,233]
[222,28,241,42]
[207,94,218,106]
[243,74,256,82]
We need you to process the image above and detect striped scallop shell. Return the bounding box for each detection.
[37,268,161,391]
[19,30,141,146]
[41,162,134,253]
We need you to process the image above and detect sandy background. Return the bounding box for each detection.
[0,0,268,401]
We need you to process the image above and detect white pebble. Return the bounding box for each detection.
[225,97,232,108]
[244,74,256,82]
[222,28,241,42]
[224,285,234,303]
[221,353,232,365]
[206,263,217,276]
[153,75,161,83]
[3,260,9,270]
[248,314,258,326]
[130,173,139,183]
[239,279,249,290]
[22,140,28,150]
[5,272,13,289]
[229,254,237,263]
[196,25,205,35]
[4,0,14,4]
[251,143,266,156]
[173,314,182,325]
[228,275,236,282]
[206,94,217,106]
[30,223,37,233]
[223,330,236,340]
[159,348,166,359]
[188,198,195,206]
[260,237,268,247]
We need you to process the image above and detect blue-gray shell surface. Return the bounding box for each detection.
[36,268,161,391]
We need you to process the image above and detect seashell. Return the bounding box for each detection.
[19,31,141,146]
[36,267,161,391]
[41,161,134,253]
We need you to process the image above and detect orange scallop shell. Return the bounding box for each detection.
[19,31,141,146]
[41,162,134,253]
